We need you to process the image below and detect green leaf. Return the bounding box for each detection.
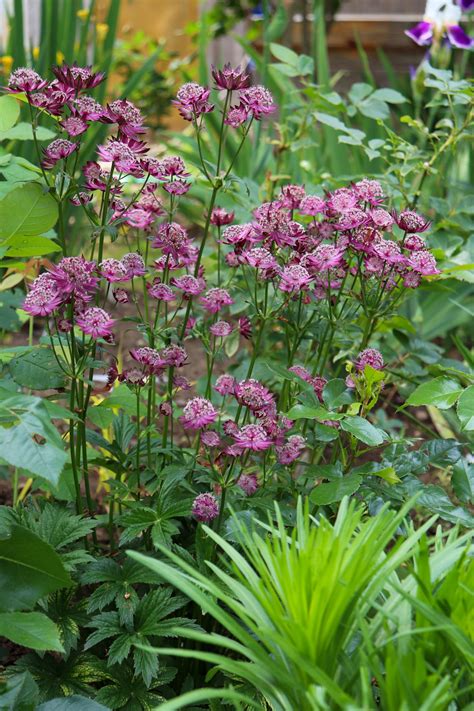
[0,671,39,711]
[10,348,66,390]
[0,95,20,132]
[0,525,72,611]
[0,123,56,142]
[358,97,390,120]
[405,377,463,410]
[37,696,109,711]
[457,385,474,430]
[270,42,299,67]
[0,184,58,242]
[0,611,64,652]
[285,404,332,420]
[310,474,362,505]
[371,88,407,104]
[340,416,386,446]
[4,235,61,257]
[265,4,288,42]
[452,460,474,504]
[323,379,354,409]
[0,394,67,484]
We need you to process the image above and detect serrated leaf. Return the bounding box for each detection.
[10,348,66,390]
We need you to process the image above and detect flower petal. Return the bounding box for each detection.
[405,21,434,46]
[446,24,474,48]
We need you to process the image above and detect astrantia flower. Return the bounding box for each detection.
[59,113,88,137]
[354,179,384,205]
[327,187,358,214]
[395,210,431,233]
[214,374,236,395]
[278,184,306,210]
[403,271,422,288]
[238,316,252,340]
[49,256,98,300]
[83,161,109,191]
[224,103,250,127]
[233,424,273,451]
[7,67,48,93]
[299,195,326,216]
[70,191,92,206]
[243,247,278,271]
[180,397,218,430]
[121,253,146,278]
[234,379,274,413]
[373,239,404,265]
[124,207,154,230]
[76,307,114,339]
[221,223,254,246]
[210,320,233,337]
[212,63,250,90]
[160,344,188,367]
[276,434,306,465]
[42,138,77,169]
[152,222,189,257]
[74,95,104,120]
[240,85,276,119]
[192,493,219,522]
[97,136,148,173]
[370,208,394,230]
[113,288,129,303]
[52,63,105,91]
[304,245,345,272]
[171,274,205,296]
[404,234,426,251]
[356,348,384,371]
[100,258,127,283]
[200,287,234,313]
[237,473,258,496]
[23,273,62,316]
[408,250,440,275]
[335,208,369,230]
[102,99,146,138]
[147,280,175,301]
[201,430,221,447]
[162,180,191,196]
[143,155,189,180]
[174,82,214,121]
[278,264,312,293]
[210,207,235,226]
[130,346,164,374]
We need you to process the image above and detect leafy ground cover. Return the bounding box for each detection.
[0,9,473,709]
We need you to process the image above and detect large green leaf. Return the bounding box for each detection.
[340,416,386,446]
[0,394,67,484]
[37,697,109,711]
[310,474,362,505]
[4,235,61,257]
[10,348,66,390]
[0,183,58,242]
[0,123,56,142]
[405,377,463,410]
[0,611,64,652]
[457,385,474,431]
[0,95,20,131]
[0,525,72,611]
[0,671,39,711]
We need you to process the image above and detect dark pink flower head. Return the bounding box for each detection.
[253,202,291,245]
[52,63,105,91]
[214,374,236,396]
[201,430,221,447]
[233,423,273,451]
[42,138,77,169]
[238,316,252,340]
[136,192,164,215]
[59,113,88,137]
[200,287,234,314]
[408,250,440,276]
[278,184,306,210]
[221,223,255,246]
[74,95,104,120]
[102,99,146,138]
[404,234,426,251]
[180,397,218,430]
[243,247,278,271]
[160,344,188,367]
[76,307,114,339]
[49,256,98,300]
[335,208,369,231]
[173,375,191,391]
[278,264,312,293]
[162,179,191,196]
[370,208,394,230]
[224,103,250,127]
[223,419,239,437]
[356,348,384,372]
[373,239,404,266]
[100,258,127,283]
[210,207,235,227]
[121,253,146,278]
[289,365,312,383]
[304,245,345,272]
[7,67,48,93]
[130,346,164,374]
[327,187,358,214]
[276,434,306,465]
[83,161,109,191]
[240,85,276,119]
[174,82,214,121]
[143,155,189,180]
[395,210,431,234]
[212,63,251,91]
[147,280,175,302]
[210,320,233,337]
[311,376,328,402]
[171,274,205,297]
[120,367,147,388]
[70,191,92,206]
[113,288,129,303]
[235,379,274,414]
[403,271,421,288]
[299,195,326,216]
[192,492,219,523]
[23,273,62,316]
[354,179,384,205]
[152,222,189,257]
[29,88,69,115]
[237,473,258,496]
[97,137,147,175]
[124,207,155,230]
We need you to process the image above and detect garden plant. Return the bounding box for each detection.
[0,3,473,709]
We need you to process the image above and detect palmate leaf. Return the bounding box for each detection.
[95,662,174,710]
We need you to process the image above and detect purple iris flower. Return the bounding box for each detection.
[405,0,474,49]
